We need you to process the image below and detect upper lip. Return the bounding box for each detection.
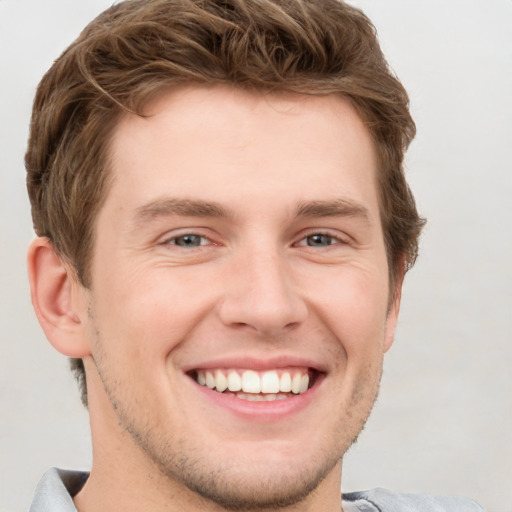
[182,354,327,374]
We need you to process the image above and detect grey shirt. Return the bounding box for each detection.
[30,468,485,512]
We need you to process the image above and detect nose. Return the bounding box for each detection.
[217,249,308,335]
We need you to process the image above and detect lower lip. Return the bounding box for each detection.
[188,375,324,422]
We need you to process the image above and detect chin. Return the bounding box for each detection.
[157,452,341,511]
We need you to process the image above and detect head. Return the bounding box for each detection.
[26,0,424,509]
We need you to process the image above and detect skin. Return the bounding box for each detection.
[28,86,403,512]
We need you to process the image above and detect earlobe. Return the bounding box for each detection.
[27,237,91,358]
[384,288,402,353]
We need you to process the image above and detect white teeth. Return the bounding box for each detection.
[195,368,311,397]
[205,371,215,389]
[235,392,289,402]
[299,374,309,393]
[227,370,242,392]
[260,371,280,393]
[242,370,261,393]
[291,373,302,394]
[215,369,228,392]
[279,372,292,392]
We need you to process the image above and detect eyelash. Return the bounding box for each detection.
[161,230,348,249]
[295,233,346,248]
[163,233,211,248]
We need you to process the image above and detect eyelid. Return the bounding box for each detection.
[168,234,210,247]
[294,228,351,247]
[158,228,215,247]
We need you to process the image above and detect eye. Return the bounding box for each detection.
[167,234,210,247]
[298,233,338,247]
[297,233,343,247]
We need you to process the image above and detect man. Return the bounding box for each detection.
[25,0,483,511]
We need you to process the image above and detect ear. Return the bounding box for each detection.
[27,237,91,358]
[383,260,406,353]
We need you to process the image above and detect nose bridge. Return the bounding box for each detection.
[218,242,307,334]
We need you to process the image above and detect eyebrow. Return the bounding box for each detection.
[134,197,232,225]
[133,197,372,226]
[295,199,372,224]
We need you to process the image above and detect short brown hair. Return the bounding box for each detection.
[26,0,425,406]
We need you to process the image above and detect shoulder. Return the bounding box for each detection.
[342,488,485,512]
[30,468,89,512]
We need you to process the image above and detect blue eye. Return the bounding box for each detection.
[304,234,334,247]
[170,234,208,247]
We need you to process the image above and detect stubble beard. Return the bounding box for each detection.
[91,331,383,511]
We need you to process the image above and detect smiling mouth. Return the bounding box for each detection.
[190,368,318,402]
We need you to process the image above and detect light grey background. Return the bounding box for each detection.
[1,1,511,511]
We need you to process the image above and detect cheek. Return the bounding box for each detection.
[307,267,389,353]
[90,266,217,360]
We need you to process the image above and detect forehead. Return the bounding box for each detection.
[105,85,379,219]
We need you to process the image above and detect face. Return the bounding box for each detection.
[80,86,400,509]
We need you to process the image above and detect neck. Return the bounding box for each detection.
[74,461,344,512]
